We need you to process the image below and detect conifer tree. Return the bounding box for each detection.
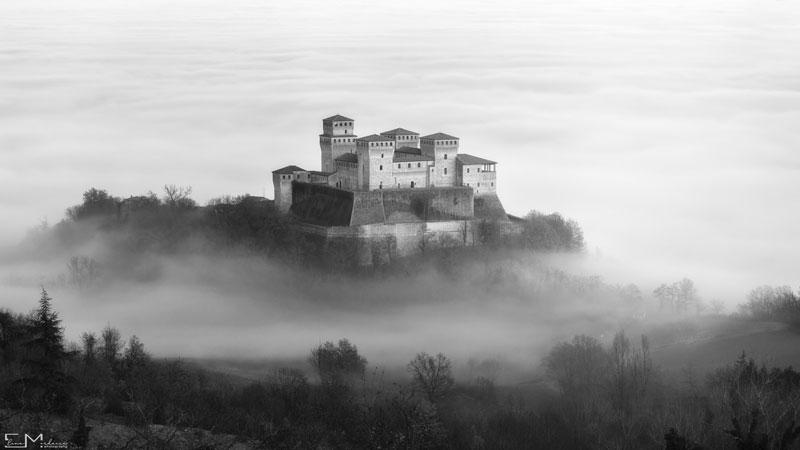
[20,288,72,412]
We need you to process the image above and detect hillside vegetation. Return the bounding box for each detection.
[19,186,584,277]
[2,290,800,449]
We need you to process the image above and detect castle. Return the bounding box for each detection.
[271,115,513,265]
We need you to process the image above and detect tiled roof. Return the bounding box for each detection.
[457,154,497,165]
[381,128,419,136]
[395,146,422,155]
[421,132,459,140]
[323,114,354,122]
[356,134,394,142]
[393,152,434,162]
[273,165,306,174]
[335,153,358,163]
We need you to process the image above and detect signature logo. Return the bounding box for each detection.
[4,433,69,449]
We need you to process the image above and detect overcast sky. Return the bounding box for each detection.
[1,0,799,301]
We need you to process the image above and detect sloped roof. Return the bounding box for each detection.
[421,132,459,140]
[395,146,422,155]
[323,114,353,122]
[335,153,358,163]
[381,128,419,136]
[393,152,434,162]
[273,165,306,174]
[457,154,496,165]
[356,134,394,142]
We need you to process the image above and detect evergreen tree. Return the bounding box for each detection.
[19,288,72,412]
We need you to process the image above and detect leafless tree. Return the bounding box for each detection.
[408,352,454,402]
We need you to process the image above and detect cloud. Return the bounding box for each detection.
[1,0,799,304]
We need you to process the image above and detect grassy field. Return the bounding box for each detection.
[650,317,800,379]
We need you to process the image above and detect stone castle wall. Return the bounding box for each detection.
[295,220,479,266]
[292,182,475,227]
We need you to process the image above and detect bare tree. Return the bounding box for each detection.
[162,184,196,209]
[408,352,454,402]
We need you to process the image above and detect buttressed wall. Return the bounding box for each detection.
[291,182,475,227]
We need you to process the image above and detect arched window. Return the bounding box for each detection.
[411,181,415,188]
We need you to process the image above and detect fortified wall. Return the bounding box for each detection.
[289,182,513,265]
[291,182,474,227]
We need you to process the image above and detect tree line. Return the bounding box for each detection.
[2,290,799,448]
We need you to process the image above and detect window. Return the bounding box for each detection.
[467,168,470,173]
[477,168,481,172]
[477,183,480,187]
[444,154,447,160]
[417,163,421,168]
[444,168,447,175]
[381,153,384,158]
[491,182,494,187]
[398,164,401,169]
[379,165,383,171]
[411,181,415,188]
[379,182,383,189]
[408,163,411,168]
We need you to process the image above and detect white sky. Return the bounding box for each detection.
[1,0,799,301]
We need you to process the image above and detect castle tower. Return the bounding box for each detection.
[320,115,357,173]
[272,165,308,213]
[356,134,395,190]
[421,133,459,187]
[380,128,419,149]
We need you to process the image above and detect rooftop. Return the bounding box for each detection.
[357,134,395,142]
[273,165,306,174]
[381,128,419,136]
[320,133,358,138]
[309,170,335,176]
[393,152,434,163]
[457,154,497,165]
[421,132,459,141]
[323,114,354,122]
[335,153,358,163]
[395,146,422,155]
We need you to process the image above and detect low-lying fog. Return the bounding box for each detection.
[0,249,649,369]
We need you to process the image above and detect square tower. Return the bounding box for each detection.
[380,128,420,149]
[320,115,357,173]
[356,134,395,190]
[421,133,459,187]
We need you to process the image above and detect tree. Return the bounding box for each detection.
[101,325,122,368]
[123,335,149,371]
[20,288,72,412]
[162,184,196,209]
[67,188,118,220]
[544,335,607,404]
[309,339,367,385]
[81,332,97,363]
[407,352,454,402]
